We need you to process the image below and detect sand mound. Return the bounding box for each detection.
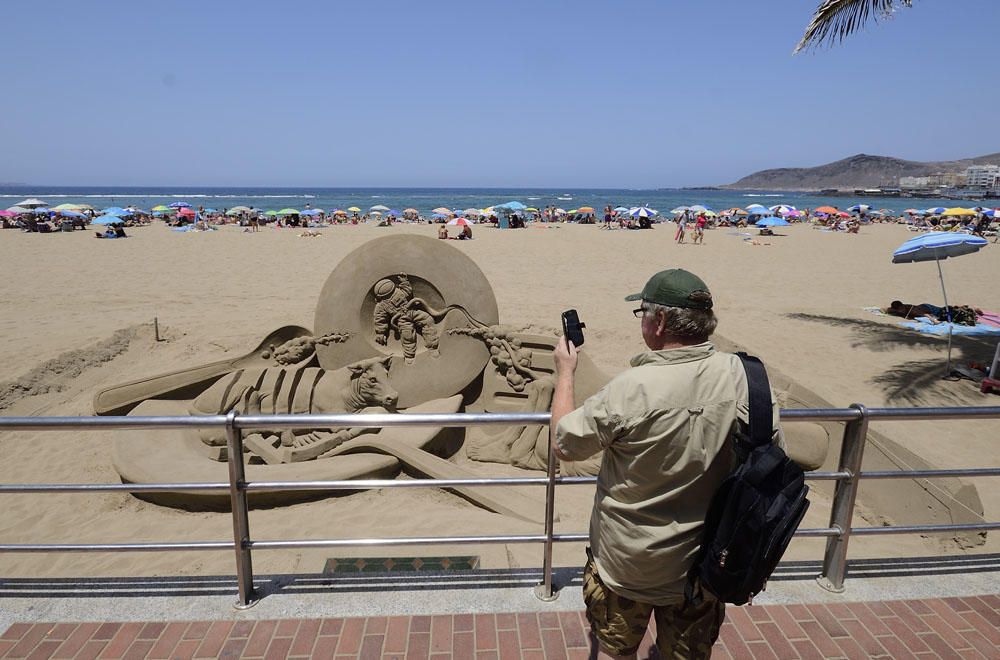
[0,325,142,411]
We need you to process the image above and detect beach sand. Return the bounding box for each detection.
[1,221,998,579]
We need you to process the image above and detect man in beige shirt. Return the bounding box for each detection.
[551,269,782,660]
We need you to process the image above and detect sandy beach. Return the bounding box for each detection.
[1,221,998,579]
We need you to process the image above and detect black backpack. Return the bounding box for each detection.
[685,353,810,606]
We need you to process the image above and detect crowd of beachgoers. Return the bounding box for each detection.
[3,197,998,240]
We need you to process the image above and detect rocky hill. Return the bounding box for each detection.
[722,152,1000,191]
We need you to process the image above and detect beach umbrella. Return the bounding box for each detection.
[151,205,172,212]
[57,210,86,218]
[687,204,711,213]
[431,207,452,215]
[613,206,629,213]
[447,217,471,226]
[277,208,301,215]
[265,210,279,216]
[333,209,348,216]
[405,208,420,215]
[168,201,191,209]
[32,207,52,214]
[15,198,48,208]
[499,201,527,211]
[769,204,797,214]
[670,206,689,214]
[178,207,197,217]
[814,206,839,215]
[462,208,482,216]
[630,206,656,218]
[300,209,322,216]
[982,209,998,218]
[847,204,871,213]
[202,208,217,214]
[756,216,789,227]
[0,210,15,217]
[6,206,31,214]
[386,209,400,216]
[226,207,251,216]
[892,232,988,375]
[525,207,539,213]
[926,207,946,215]
[102,207,131,216]
[92,215,123,224]
[347,207,362,213]
[52,203,81,211]
[370,204,390,212]
[941,207,976,217]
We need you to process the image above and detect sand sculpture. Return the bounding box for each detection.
[101,236,610,520]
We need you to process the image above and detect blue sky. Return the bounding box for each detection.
[2,0,997,188]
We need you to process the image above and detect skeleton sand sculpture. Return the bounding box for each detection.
[99,235,832,523]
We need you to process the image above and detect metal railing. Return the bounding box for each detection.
[1,404,998,608]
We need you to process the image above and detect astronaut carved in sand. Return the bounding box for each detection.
[372,274,441,364]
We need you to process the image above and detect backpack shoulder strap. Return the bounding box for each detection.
[736,352,773,449]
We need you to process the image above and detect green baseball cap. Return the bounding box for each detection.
[624,269,713,310]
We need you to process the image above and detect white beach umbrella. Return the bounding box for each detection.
[370,205,390,212]
[15,198,48,208]
[670,206,689,215]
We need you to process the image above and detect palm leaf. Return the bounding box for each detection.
[795,0,914,53]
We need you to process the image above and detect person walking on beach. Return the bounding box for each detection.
[550,269,783,659]
[693,213,707,245]
[675,213,686,243]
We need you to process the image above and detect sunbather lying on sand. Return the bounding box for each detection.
[885,301,982,325]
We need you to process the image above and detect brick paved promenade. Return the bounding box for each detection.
[1,594,997,659]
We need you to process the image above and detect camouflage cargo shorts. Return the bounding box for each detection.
[582,551,725,658]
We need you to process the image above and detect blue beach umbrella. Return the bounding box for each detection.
[169,201,191,209]
[300,209,321,216]
[926,207,946,215]
[92,215,123,225]
[387,209,400,216]
[892,232,988,374]
[58,210,86,218]
[755,216,789,227]
[630,206,656,218]
[499,201,526,211]
[847,204,870,213]
[102,207,131,216]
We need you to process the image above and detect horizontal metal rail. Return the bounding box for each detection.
[1,405,998,607]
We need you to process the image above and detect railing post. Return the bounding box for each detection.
[226,410,257,609]
[817,403,869,593]
[533,429,559,601]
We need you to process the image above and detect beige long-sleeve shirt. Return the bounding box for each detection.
[556,342,783,604]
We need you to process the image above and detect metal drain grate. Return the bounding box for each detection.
[322,556,481,574]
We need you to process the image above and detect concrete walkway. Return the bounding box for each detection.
[1,558,999,658]
[1,594,998,659]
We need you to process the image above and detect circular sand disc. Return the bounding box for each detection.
[314,235,498,408]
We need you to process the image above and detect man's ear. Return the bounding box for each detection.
[655,310,667,336]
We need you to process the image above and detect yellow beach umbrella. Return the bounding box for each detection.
[53,203,81,211]
[941,207,976,217]
[347,207,362,213]
[525,207,539,213]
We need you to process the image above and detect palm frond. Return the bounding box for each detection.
[795,0,914,53]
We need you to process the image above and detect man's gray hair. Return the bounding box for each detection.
[644,301,717,341]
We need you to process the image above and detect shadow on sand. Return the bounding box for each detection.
[785,313,997,406]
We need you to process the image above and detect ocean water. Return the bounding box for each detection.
[0,186,987,215]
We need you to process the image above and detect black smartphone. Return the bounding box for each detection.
[561,309,586,347]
